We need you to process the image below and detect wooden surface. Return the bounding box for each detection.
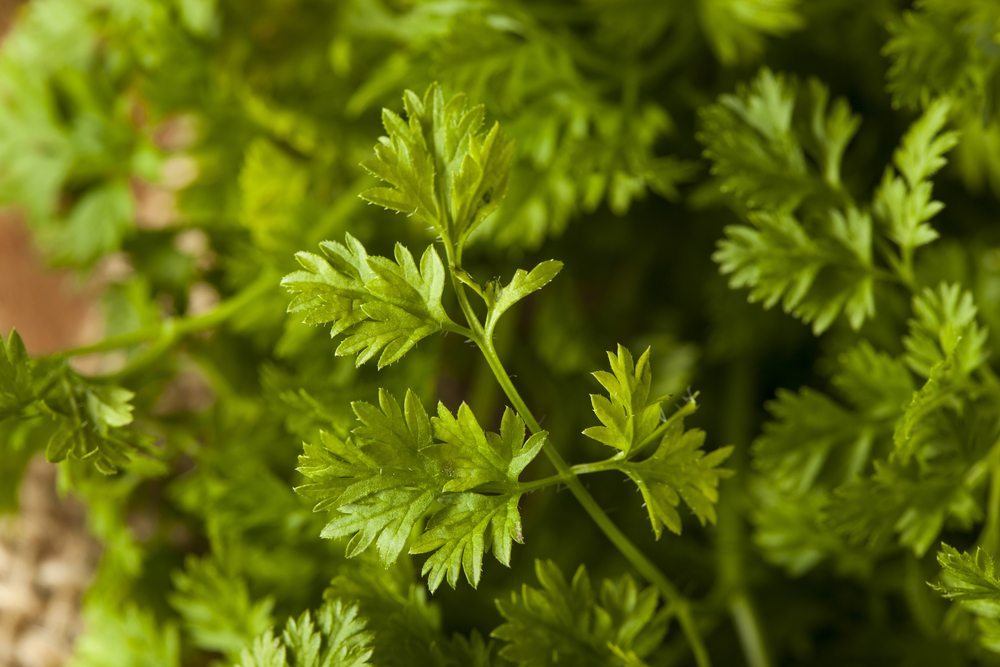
[0,222,100,664]
[0,217,97,353]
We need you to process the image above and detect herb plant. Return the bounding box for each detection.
[3,1,1000,666]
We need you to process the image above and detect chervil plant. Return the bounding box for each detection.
[3,1,1000,666]
[280,85,731,664]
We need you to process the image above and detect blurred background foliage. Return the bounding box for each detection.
[1,0,1000,665]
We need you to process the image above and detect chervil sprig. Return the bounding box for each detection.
[285,85,729,667]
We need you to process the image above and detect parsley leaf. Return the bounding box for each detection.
[699,69,858,212]
[170,557,275,659]
[493,560,668,666]
[0,329,153,474]
[0,330,34,418]
[484,260,563,336]
[584,346,733,538]
[282,235,456,368]
[714,207,875,333]
[237,600,374,667]
[297,390,545,590]
[582,345,662,456]
[932,544,1000,653]
[361,84,514,250]
[873,99,958,258]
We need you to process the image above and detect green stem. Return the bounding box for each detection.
[59,272,276,375]
[479,335,711,667]
[517,460,622,494]
[729,593,770,667]
[444,246,711,667]
[516,473,570,494]
[716,359,772,667]
[570,458,622,476]
[980,450,1000,554]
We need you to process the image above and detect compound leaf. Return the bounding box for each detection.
[282,235,455,368]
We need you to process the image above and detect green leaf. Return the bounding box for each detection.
[484,260,563,335]
[433,404,546,493]
[240,138,309,250]
[885,2,999,118]
[410,493,522,590]
[584,346,732,538]
[299,389,439,564]
[51,180,134,266]
[170,557,275,658]
[904,283,988,379]
[830,455,981,556]
[297,390,543,590]
[873,99,958,255]
[894,99,959,190]
[326,565,494,666]
[714,207,875,333]
[237,599,374,667]
[0,330,34,417]
[616,407,733,539]
[931,543,1000,653]
[933,544,1000,617]
[282,235,455,368]
[755,342,913,494]
[754,387,863,492]
[699,69,858,212]
[42,376,150,475]
[697,0,803,64]
[493,560,668,667]
[361,83,514,249]
[582,345,662,456]
[70,602,180,667]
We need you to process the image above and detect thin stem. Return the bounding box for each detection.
[716,359,772,667]
[517,460,623,494]
[478,335,711,667]
[729,593,771,667]
[980,450,1000,554]
[570,458,621,476]
[443,245,711,667]
[59,272,276,374]
[517,473,570,494]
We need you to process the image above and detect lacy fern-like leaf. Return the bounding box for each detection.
[0,330,34,417]
[582,345,662,456]
[282,235,456,368]
[755,343,913,493]
[714,207,875,333]
[493,560,668,667]
[698,0,803,64]
[932,544,1000,654]
[71,603,181,667]
[699,69,858,212]
[894,284,988,461]
[237,600,374,667]
[584,345,732,538]
[325,566,496,666]
[0,329,152,474]
[170,557,275,658]
[750,341,918,572]
[297,390,545,590]
[904,283,988,379]
[484,260,563,336]
[873,99,958,256]
[361,83,514,249]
